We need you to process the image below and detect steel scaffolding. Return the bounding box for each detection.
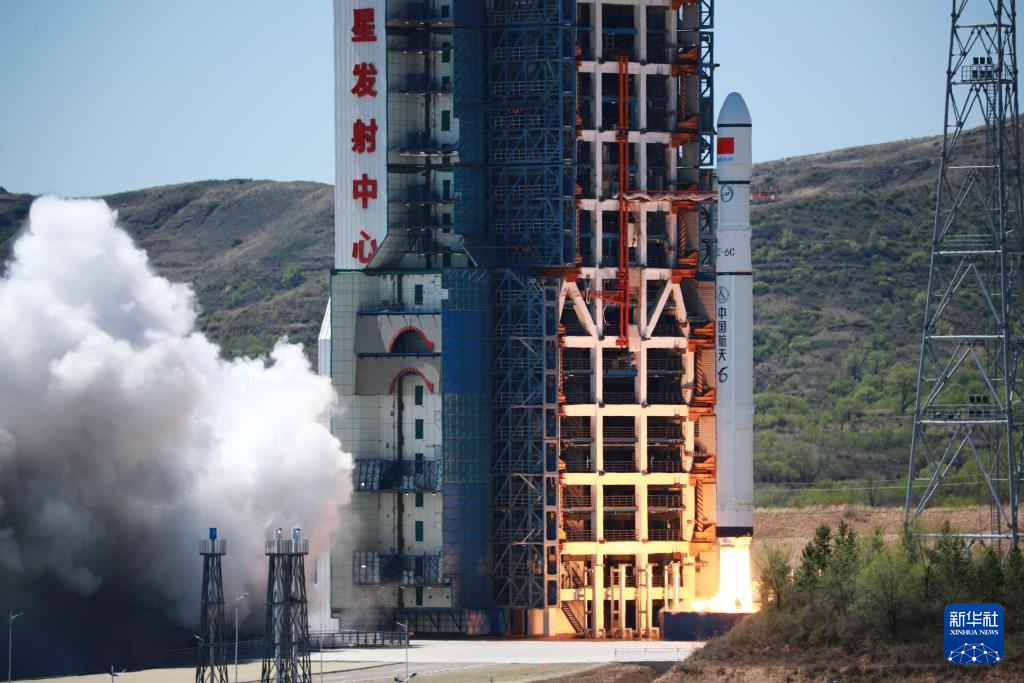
[905,0,1024,547]
[486,0,577,267]
[492,270,561,610]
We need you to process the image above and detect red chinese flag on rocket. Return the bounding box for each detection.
[717,137,735,155]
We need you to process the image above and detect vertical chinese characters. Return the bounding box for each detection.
[342,4,384,266]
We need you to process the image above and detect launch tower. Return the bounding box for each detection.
[326,0,747,637]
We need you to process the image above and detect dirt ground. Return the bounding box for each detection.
[539,663,663,683]
[549,658,1019,682]
[751,504,999,558]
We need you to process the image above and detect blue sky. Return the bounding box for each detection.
[0,0,1014,196]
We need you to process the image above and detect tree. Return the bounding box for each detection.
[756,543,793,610]
[974,546,1003,603]
[852,544,924,639]
[796,525,833,588]
[281,263,303,287]
[928,521,973,603]
[1003,546,1024,630]
[820,523,861,642]
[885,362,917,415]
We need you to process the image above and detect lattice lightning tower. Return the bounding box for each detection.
[260,528,311,683]
[905,0,1024,547]
[196,528,228,683]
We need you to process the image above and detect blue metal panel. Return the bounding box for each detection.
[441,269,493,610]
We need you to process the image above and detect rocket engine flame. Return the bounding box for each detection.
[691,538,759,614]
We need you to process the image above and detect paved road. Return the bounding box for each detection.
[322,639,703,665]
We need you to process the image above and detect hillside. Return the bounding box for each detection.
[0,131,957,496]
[749,136,943,500]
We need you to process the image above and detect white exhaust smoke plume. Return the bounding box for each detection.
[0,197,350,667]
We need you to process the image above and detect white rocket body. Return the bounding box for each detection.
[714,93,754,537]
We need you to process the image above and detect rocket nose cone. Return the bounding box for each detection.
[718,92,751,127]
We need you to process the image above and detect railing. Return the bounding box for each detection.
[937,234,1016,253]
[562,561,588,589]
[562,495,593,508]
[396,135,454,154]
[648,459,684,473]
[395,75,452,94]
[603,495,637,508]
[603,460,637,473]
[352,552,446,586]
[605,570,637,587]
[604,391,637,404]
[562,356,592,371]
[646,357,684,372]
[647,392,683,405]
[648,529,683,541]
[603,426,636,440]
[603,529,638,542]
[563,391,591,404]
[311,630,408,649]
[561,425,592,439]
[358,301,440,315]
[923,404,1016,423]
[266,538,309,555]
[199,539,227,556]
[652,320,684,336]
[603,356,635,371]
[398,190,450,204]
[614,646,700,662]
[388,3,451,23]
[647,425,684,439]
[648,494,683,509]
[961,63,1013,83]
[354,459,442,492]
[563,458,593,473]
[565,529,596,542]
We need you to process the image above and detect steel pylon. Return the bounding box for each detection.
[260,529,311,683]
[196,530,228,683]
[905,0,1024,548]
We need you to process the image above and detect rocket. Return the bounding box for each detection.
[714,92,754,538]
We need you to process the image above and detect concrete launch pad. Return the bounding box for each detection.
[21,639,702,683]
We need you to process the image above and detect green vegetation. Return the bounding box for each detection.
[747,135,982,506]
[677,524,1024,680]
[758,522,1023,650]
[281,263,304,287]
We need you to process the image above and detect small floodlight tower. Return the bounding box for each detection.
[197,528,228,683]
[261,528,311,683]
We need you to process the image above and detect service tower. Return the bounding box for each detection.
[324,0,742,638]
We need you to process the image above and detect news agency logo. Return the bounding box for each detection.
[945,603,1003,663]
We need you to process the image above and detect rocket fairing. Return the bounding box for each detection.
[714,92,755,538]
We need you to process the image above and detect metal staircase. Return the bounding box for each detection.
[560,600,586,635]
